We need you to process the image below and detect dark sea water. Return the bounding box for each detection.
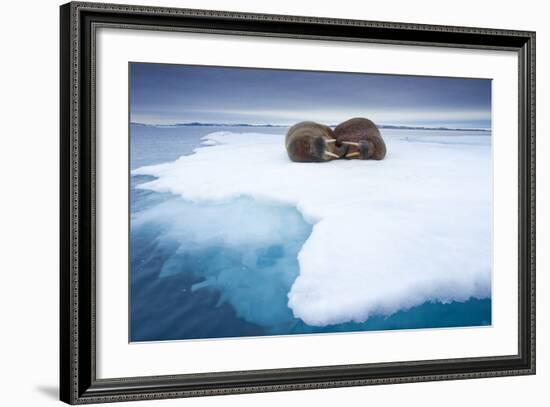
[129,124,491,342]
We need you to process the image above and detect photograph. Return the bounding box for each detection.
[129,62,493,342]
[56,1,536,404]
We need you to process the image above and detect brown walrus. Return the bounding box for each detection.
[334,117,386,160]
[285,121,346,162]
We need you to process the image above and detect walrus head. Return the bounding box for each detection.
[341,137,386,160]
[340,140,370,159]
[333,117,387,160]
[285,121,346,162]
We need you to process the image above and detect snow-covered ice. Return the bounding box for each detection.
[133,130,492,326]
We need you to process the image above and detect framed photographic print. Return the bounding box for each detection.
[60,1,536,404]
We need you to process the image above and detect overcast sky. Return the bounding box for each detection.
[130,63,491,129]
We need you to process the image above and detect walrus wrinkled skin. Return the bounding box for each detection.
[285,121,346,162]
[334,117,386,160]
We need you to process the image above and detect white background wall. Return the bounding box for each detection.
[0,0,547,405]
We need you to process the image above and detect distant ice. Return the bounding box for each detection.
[133,130,492,326]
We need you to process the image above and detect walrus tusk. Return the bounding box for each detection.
[345,152,360,158]
[341,141,360,147]
[324,151,339,159]
[325,139,336,144]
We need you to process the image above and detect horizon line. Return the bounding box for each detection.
[130,121,491,132]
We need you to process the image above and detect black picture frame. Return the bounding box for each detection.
[60,1,536,404]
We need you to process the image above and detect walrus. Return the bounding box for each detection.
[334,117,386,160]
[285,121,346,162]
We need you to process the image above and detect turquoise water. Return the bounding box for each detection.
[129,124,491,342]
